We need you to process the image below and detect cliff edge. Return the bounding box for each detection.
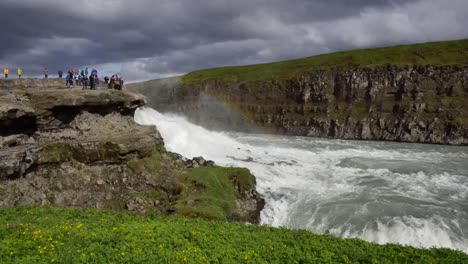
[0,79,264,223]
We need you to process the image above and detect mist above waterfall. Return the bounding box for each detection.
[130,77,259,133]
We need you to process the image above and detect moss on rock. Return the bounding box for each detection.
[128,152,162,175]
[38,143,72,163]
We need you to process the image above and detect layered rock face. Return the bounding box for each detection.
[0,79,263,223]
[131,66,468,145]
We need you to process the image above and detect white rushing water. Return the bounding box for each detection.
[135,107,468,252]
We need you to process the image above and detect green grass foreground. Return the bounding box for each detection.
[1,207,466,263]
[182,39,468,85]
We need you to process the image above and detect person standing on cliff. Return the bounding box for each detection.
[104,76,110,88]
[17,68,22,78]
[44,67,48,78]
[110,75,115,89]
[3,67,9,78]
[66,71,73,89]
[58,70,63,78]
[82,74,88,90]
[89,73,95,90]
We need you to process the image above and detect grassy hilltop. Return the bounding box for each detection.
[182,39,468,85]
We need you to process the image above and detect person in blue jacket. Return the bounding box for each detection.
[65,73,71,88]
[66,70,74,89]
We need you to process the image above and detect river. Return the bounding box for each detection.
[135,107,468,252]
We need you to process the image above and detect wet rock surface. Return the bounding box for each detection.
[185,156,216,168]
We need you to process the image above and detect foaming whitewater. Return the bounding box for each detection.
[135,107,468,252]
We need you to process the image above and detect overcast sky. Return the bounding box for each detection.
[0,0,467,81]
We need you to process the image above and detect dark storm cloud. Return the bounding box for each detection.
[0,0,467,81]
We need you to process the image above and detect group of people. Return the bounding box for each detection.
[64,67,125,91]
[3,66,125,91]
[65,68,99,90]
[3,67,23,78]
[104,75,125,90]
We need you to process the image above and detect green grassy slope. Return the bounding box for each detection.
[182,39,468,85]
[1,207,466,263]
[176,167,256,220]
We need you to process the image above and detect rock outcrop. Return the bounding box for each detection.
[130,65,468,145]
[0,79,264,223]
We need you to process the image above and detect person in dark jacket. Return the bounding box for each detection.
[82,75,88,89]
[120,78,124,90]
[104,76,109,88]
[110,75,115,89]
[58,70,63,78]
[89,74,95,90]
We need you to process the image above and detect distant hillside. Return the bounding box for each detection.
[182,39,468,85]
[128,39,468,145]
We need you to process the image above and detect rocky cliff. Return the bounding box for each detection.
[130,66,468,145]
[129,40,468,145]
[0,79,264,223]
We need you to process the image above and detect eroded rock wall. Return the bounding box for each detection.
[132,66,468,145]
